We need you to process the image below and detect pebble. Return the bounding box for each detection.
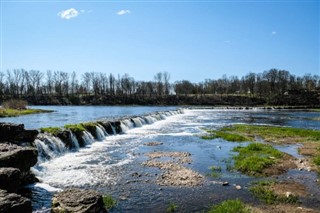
[222,181,229,186]
[286,192,293,198]
[235,185,242,190]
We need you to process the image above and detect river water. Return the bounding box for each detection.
[2,107,319,212]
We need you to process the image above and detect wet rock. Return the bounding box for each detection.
[286,191,293,198]
[0,143,37,173]
[144,142,163,146]
[0,123,38,145]
[54,130,73,149]
[0,168,21,193]
[52,188,106,213]
[0,189,32,213]
[235,185,242,190]
[98,121,114,135]
[222,181,229,186]
[131,172,141,178]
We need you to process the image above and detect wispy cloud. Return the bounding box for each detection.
[271,31,277,35]
[117,10,131,16]
[58,8,80,20]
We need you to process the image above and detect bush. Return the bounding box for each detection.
[208,199,250,213]
[2,99,27,110]
[102,195,117,210]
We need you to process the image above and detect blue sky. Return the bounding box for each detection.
[1,1,319,82]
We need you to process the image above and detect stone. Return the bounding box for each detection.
[0,123,38,145]
[0,143,37,173]
[52,188,106,213]
[286,191,293,198]
[0,189,32,213]
[222,181,229,186]
[235,185,242,190]
[0,167,21,193]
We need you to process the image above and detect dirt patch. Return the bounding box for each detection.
[143,151,203,187]
[157,167,203,187]
[252,204,320,213]
[144,142,163,146]
[146,151,192,164]
[262,153,297,176]
[299,143,319,156]
[294,158,316,172]
[270,180,309,197]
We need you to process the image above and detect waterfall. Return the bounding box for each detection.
[95,125,106,141]
[82,131,95,145]
[144,115,157,124]
[122,119,134,129]
[120,122,129,133]
[34,134,66,162]
[110,124,116,135]
[33,109,183,163]
[132,117,143,127]
[70,131,80,150]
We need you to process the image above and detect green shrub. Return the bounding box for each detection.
[208,199,250,213]
[210,165,222,178]
[233,143,283,176]
[102,195,117,210]
[166,202,178,213]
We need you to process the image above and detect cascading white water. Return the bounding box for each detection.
[120,122,129,133]
[132,117,143,127]
[95,125,106,141]
[122,119,135,129]
[70,131,80,150]
[97,123,108,136]
[33,109,182,164]
[144,115,157,124]
[110,124,116,135]
[82,131,95,145]
[34,134,66,162]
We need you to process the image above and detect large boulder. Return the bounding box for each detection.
[52,188,106,213]
[0,143,37,172]
[0,123,38,145]
[0,189,32,213]
[0,168,21,193]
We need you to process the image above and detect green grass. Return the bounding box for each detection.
[313,155,320,166]
[222,124,320,144]
[208,199,250,213]
[201,129,251,142]
[250,180,299,205]
[102,195,117,210]
[0,108,53,117]
[232,143,283,176]
[81,122,98,129]
[40,127,61,135]
[210,165,222,178]
[64,124,86,134]
[166,202,178,212]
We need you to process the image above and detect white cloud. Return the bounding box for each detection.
[117,10,131,15]
[272,31,277,35]
[58,8,80,20]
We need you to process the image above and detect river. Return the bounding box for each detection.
[1,106,319,212]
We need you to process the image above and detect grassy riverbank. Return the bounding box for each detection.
[0,108,54,117]
[202,124,320,174]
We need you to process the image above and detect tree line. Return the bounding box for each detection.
[0,69,319,105]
